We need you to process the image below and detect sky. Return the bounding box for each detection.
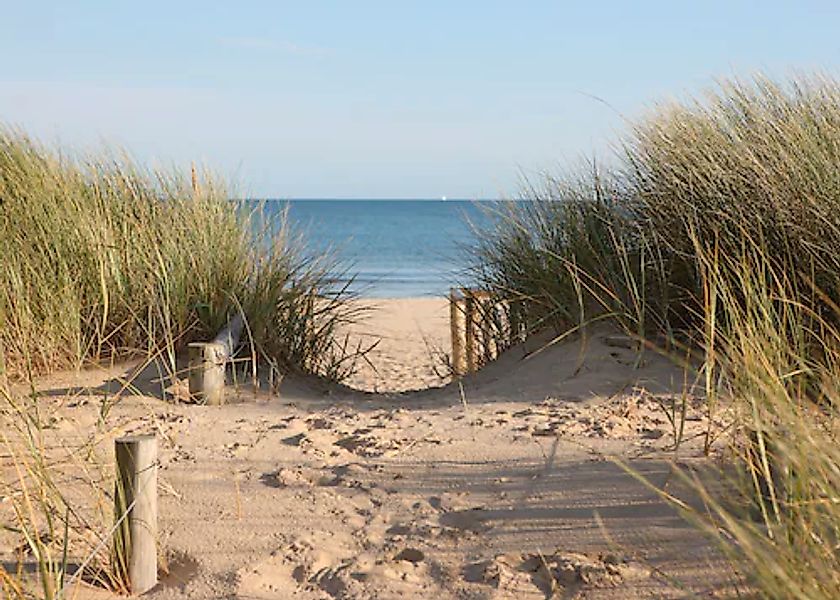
[1,1,838,199]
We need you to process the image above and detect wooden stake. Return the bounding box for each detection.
[114,435,158,595]
[212,314,244,358]
[509,299,524,344]
[464,290,477,374]
[449,288,465,376]
[188,342,226,405]
[476,291,494,364]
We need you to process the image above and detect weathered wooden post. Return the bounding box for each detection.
[464,289,477,374]
[188,314,244,405]
[476,291,495,364]
[114,435,158,595]
[187,342,226,405]
[450,288,465,376]
[452,288,507,374]
[509,299,525,345]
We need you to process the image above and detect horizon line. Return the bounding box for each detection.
[235,197,507,202]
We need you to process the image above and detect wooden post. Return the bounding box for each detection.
[509,299,524,345]
[188,342,226,405]
[187,314,244,404]
[449,288,465,376]
[464,289,477,374]
[114,435,158,595]
[476,291,494,364]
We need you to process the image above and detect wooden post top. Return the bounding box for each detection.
[450,287,493,300]
[115,434,156,444]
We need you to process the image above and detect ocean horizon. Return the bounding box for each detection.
[254,199,494,298]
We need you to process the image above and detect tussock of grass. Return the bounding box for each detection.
[626,75,840,302]
[0,128,372,598]
[680,241,840,599]
[1,385,130,599]
[470,73,840,596]
[0,127,363,382]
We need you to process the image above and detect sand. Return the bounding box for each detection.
[0,299,739,599]
[341,298,452,393]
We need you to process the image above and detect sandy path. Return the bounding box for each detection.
[0,300,738,599]
[341,298,451,393]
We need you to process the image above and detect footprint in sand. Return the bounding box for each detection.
[259,465,340,488]
[239,532,439,599]
[463,551,653,598]
[439,507,493,534]
[237,533,357,599]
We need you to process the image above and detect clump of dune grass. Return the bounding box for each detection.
[0,128,371,597]
[664,238,840,599]
[467,166,679,357]
[625,74,840,311]
[0,127,364,383]
[469,73,840,596]
[473,74,840,339]
[0,382,131,599]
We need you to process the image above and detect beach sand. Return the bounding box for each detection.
[0,298,737,599]
[342,298,452,393]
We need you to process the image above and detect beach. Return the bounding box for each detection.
[342,298,452,393]
[1,297,736,599]
[2,27,836,595]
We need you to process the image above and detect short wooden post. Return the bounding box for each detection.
[188,342,226,405]
[449,288,465,376]
[509,299,524,345]
[114,435,158,595]
[476,291,494,364]
[464,290,477,374]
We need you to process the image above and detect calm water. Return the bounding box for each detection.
[275,200,489,298]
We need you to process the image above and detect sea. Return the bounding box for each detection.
[267,200,492,298]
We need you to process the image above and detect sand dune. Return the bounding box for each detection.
[0,299,736,599]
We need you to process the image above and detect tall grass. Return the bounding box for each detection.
[0,128,371,598]
[469,73,840,596]
[626,75,840,312]
[1,385,129,599]
[0,127,362,382]
[654,237,840,599]
[469,168,675,342]
[472,74,840,337]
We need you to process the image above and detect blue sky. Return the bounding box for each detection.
[1,1,838,198]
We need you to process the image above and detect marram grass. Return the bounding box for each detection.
[470,73,840,597]
[0,128,369,598]
[0,127,363,382]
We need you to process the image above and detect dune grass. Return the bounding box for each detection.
[681,239,840,599]
[0,127,365,384]
[469,73,840,597]
[1,384,129,599]
[0,128,372,598]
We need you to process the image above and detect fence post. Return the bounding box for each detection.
[114,435,158,595]
[188,342,226,405]
[187,314,244,405]
[449,289,464,376]
[477,291,494,364]
[509,299,524,344]
[464,289,477,374]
